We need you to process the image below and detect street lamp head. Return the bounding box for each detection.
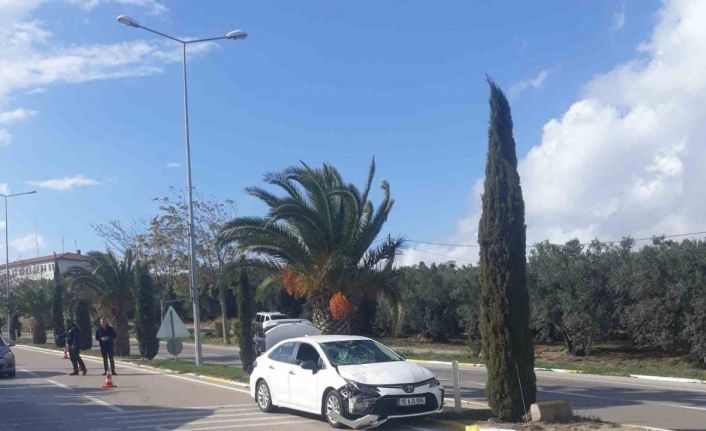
[226,30,247,40]
[117,15,140,28]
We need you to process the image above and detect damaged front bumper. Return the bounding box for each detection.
[334,381,443,429]
[329,412,387,430]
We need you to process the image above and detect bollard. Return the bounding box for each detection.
[452,360,462,413]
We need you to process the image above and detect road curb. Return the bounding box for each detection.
[629,374,706,385]
[13,344,249,386]
[408,359,706,385]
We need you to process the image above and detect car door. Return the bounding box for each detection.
[288,342,324,411]
[267,342,297,404]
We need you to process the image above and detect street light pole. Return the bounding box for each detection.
[117,15,246,366]
[1,190,37,338]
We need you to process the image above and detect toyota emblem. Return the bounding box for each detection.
[403,384,415,393]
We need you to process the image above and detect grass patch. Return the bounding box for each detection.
[396,344,706,381]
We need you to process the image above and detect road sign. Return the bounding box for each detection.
[167,338,183,356]
[157,306,190,339]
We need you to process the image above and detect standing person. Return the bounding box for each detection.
[95,317,117,376]
[65,319,87,376]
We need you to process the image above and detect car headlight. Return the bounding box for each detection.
[1,351,13,359]
[429,378,440,388]
[343,379,380,397]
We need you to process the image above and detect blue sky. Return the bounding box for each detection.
[7,0,703,266]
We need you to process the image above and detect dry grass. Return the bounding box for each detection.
[382,337,706,381]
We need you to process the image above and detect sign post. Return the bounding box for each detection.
[157,306,189,361]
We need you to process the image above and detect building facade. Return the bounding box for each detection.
[0,251,88,288]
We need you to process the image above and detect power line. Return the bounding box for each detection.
[405,247,475,263]
[406,230,706,249]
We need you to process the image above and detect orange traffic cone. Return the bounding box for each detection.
[102,370,117,389]
[63,345,69,360]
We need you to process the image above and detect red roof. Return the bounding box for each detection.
[6,252,87,268]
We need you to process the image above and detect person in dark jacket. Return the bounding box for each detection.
[65,319,86,375]
[95,317,117,375]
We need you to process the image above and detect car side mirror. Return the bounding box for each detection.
[300,360,317,370]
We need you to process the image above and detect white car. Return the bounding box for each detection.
[249,335,444,429]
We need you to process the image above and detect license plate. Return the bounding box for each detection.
[398,397,425,407]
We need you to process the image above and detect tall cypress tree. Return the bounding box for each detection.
[478,80,537,420]
[51,256,65,346]
[237,267,256,373]
[75,300,93,350]
[134,260,159,360]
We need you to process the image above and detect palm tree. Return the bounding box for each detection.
[65,250,135,355]
[218,160,404,334]
[13,280,53,344]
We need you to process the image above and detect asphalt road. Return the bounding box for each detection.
[2,345,450,431]
[145,340,706,430]
[427,364,706,431]
[12,336,706,430]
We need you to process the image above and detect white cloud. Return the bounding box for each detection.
[519,0,706,245]
[0,108,38,124]
[10,234,44,254]
[612,5,626,32]
[0,129,11,146]
[509,69,551,98]
[0,183,8,195]
[0,221,5,231]
[69,0,168,15]
[0,1,214,148]
[27,175,101,191]
[402,0,706,266]
[166,162,180,168]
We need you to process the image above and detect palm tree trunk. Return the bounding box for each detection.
[219,283,229,344]
[33,319,47,344]
[311,298,352,335]
[113,313,131,356]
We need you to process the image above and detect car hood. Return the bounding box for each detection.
[336,361,434,385]
[0,346,10,356]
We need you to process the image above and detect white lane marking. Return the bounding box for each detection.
[93,407,260,422]
[117,411,267,426]
[46,379,71,389]
[176,420,316,431]
[82,395,125,412]
[15,345,251,394]
[19,368,40,377]
[127,415,317,430]
[84,402,255,417]
[660,403,706,412]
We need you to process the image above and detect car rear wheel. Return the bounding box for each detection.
[7,370,15,378]
[323,389,346,429]
[256,380,275,413]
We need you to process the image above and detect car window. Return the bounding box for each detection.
[270,314,288,320]
[269,342,296,363]
[256,315,262,323]
[320,340,403,366]
[295,343,322,367]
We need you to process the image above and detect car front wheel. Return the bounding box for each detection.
[323,389,346,429]
[256,380,275,413]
